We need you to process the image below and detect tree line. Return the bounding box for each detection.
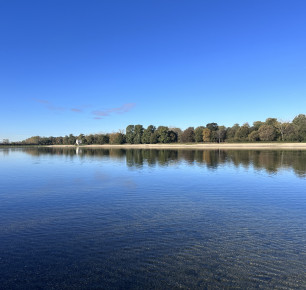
[19,114,306,145]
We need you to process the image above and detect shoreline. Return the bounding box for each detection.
[46,143,306,150]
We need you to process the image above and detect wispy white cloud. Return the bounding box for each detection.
[47,105,66,112]
[71,108,82,113]
[92,103,136,119]
[33,99,135,119]
[34,99,81,113]
[33,98,50,104]
[33,98,66,112]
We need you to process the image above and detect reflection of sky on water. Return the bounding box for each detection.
[0,148,305,288]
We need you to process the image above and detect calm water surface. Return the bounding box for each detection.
[0,147,305,289]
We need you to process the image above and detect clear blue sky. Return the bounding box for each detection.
[1,0,305,141]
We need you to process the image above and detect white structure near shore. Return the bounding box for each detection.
[76,139,82,146]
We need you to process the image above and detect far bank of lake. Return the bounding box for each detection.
[47,142,306,150]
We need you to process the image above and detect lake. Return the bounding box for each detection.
[0,147,305,289]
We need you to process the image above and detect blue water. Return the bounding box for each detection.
[0,148,305,289]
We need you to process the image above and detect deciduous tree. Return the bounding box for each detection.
[235,123,250,141]
[194,126,205,142]
[248,130,259,141]
[157,126,170,143]
[142,125,156,144]
[134,125,144,144]
[181,127,195,143]
[292,114,306,141]
[170,127,182,142]
[216,126,226,143]
[206,123,218,132]
[226,124,240,141]
[203,128,211,142]
[109,132,125,144]
[126,125,135,144]
[258,125,276,141]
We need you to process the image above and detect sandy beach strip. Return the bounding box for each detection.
[48,143,306,150]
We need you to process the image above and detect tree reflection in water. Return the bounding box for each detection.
[15,147,306,178]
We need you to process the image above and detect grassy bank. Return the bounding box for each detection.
[46,143,306,150]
